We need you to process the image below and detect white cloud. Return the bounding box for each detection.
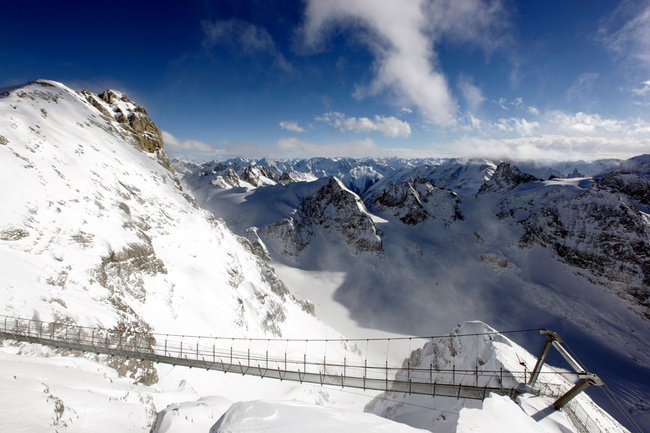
[446,134,650,161]
[527,106,540,116]
[279,121,306,133]
[632,80,650,101]
[492,97,538,114]
[547,111,625,134]
[400,107,413,114]
[495,117,540,136]
[276,137,381,158]
[447,108,650,161]
[301,0,509,125]
[316,112,411,138]
[162,131,215,153]
[458,76,485,112]
[202,19,292,72]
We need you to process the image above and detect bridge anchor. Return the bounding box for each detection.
[529,330,603,410]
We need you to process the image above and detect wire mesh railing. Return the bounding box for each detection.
[0,315,529,400]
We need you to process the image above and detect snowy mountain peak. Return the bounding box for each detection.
[372,177,463,225]
[0,79,343,349]
[477,162,541,195]
[265,177,383,256]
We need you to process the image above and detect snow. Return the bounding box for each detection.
[0,80,643,433]
[210,400,429,433]
[457,394,566,433]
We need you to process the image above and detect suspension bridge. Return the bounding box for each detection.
[0,314,603,412]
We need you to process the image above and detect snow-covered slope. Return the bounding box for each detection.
[0,80,370,431]
[0,79,330,341]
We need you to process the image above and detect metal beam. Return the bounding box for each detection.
[553,375,602,410]
[529,330,560,387]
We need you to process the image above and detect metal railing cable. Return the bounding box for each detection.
[0,311,621,425]
[0,315,533,400]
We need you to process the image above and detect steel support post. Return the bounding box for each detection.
[529,330,561,388]
[553,376,602,410]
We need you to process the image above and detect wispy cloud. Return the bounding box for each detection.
[632,80,650,96]
[279,121,306,133]
[316,112,411,138]
[162,131,222,158]
[202,19,292,72]
[458,76,485,112]
[492,97,538,115]
[301,0,510,125]
[598,2,650,71]
[276,137,380,158]
[566,72,600,103]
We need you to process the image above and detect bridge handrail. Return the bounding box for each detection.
[0,311,611,430]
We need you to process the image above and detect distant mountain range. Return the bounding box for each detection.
[174,152,650,429]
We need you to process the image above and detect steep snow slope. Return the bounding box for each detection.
[0,80,374,431]
[0,79,332,340]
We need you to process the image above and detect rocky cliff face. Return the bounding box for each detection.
[476,162,541,195]
[475,162,650,321]
[372,177,463,225]
[520,187,650,319]
[81,88,164,154]
[265,177,383,256]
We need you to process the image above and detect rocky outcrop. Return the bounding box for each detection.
[372,177,463,225]
[192,162,278,190]
[597,171,650,207]
[241,165,277,187]
[265,177,383,256]
[520,187,650,319]
[81,89,164,153]
[477,162,540,195]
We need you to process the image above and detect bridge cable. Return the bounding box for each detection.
[553,335,643,433]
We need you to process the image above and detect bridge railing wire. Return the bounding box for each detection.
[0,315,589,404]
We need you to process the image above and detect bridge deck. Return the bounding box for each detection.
[0,316,522,400]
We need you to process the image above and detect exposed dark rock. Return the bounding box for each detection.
[266,177,383,256]
[373,177,463,225]
[520,187,650,319]
[477,162,541,195]
[81,89,164,153]
[597,171,650,207]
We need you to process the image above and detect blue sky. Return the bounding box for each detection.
[2,0,649,161]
